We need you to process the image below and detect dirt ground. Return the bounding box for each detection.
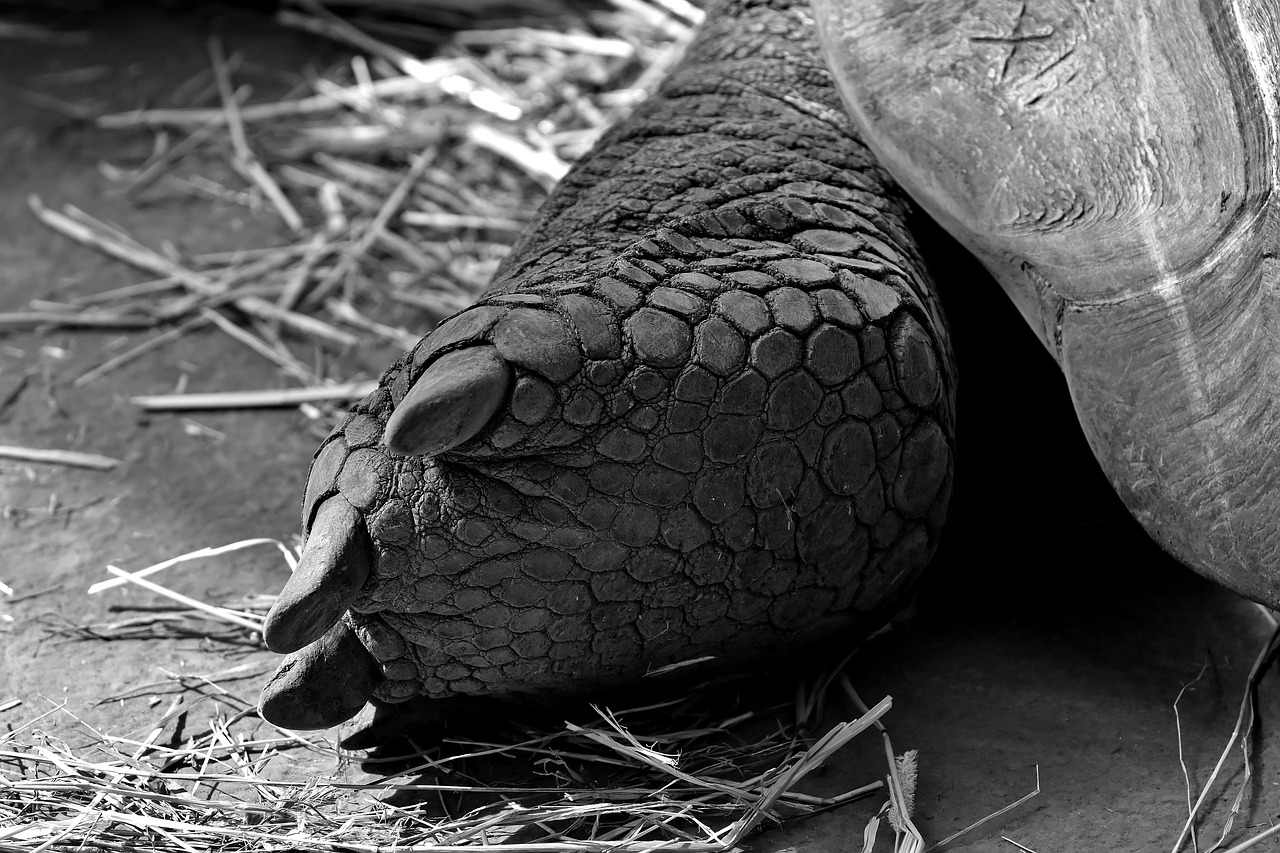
[3,3,1279,851]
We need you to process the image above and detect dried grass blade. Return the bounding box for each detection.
[0,310,154,330]
[1174,662,1209,853]
[129,381,376,411]
[465,124,568,189]
[401,210,530,233]
[231,297,361,348]
[124,121,224,197]
[925,766,1041,852]
[454,27,635,57]
[0,445,122,471]
[0,21,88,44]
[98,74,451,129]
[68,277,180,306]
[198,306,316,383]
[307,145,437,305]
[100,567,263,633]
[642,0,705,26]
[724,696,892,845]
[275,233,330,316]
[566,722,752,805]
[325,299,422,349]
[209,37,303,232]
[88,538,295,595]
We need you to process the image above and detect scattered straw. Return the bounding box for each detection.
[28,0,695,427]
[1169,605,1280,853]
[4,657,894,853]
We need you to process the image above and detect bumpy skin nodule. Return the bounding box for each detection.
[276,0,955,711]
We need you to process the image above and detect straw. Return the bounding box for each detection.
[0,445,122,471]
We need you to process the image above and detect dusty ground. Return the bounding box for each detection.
[3,3,1279,851]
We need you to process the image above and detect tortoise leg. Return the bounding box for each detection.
[259,0,956,722]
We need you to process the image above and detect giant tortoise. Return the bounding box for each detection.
[256,0,1280,729]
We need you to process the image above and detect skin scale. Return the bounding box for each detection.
[257,0,1276,728]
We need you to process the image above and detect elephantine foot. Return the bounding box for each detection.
[259,0,955,729]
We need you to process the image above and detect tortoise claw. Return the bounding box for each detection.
[383,345,511,457]
[258,621,382,729]
[263,496,371,654]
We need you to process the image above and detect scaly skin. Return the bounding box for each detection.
[260,0,956,724]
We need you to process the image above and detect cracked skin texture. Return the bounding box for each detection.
[267,0,956,713]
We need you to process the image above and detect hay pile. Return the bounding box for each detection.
[20,0,700,407]
[1,666,897,852]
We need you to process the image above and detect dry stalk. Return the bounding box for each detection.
[0,445,122,471]
[130,382,377,411]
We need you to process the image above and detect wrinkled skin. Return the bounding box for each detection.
[259,0,956,728]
